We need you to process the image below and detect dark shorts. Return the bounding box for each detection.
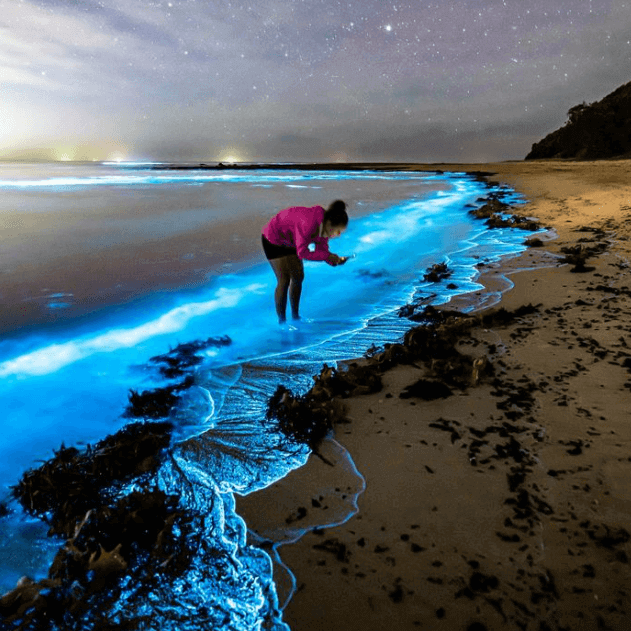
[262,235,298,260]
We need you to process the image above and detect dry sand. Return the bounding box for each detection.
[236,160,631,631]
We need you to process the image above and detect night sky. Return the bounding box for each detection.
[2,0,630,163]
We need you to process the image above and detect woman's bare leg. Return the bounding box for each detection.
[268,255,304,322]
[287,256,304,320]
[269,257,290,322]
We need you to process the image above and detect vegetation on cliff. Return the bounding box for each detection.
[526,81,631,160]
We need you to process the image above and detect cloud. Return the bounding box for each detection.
[34,0,177,44]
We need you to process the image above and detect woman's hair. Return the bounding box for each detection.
[324,200,348,227]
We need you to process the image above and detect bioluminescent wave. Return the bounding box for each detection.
[0,284,266,378]
[0,166,543,630]
[0,168,444,189]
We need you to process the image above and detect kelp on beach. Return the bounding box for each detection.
[124,336,232,420]
[265,300,543,454]
[1,412,286,630]
[467,196,543,231]
[2,421,199,630]
[266,362,382,453]
[12,422,174,537]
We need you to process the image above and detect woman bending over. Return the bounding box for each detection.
[261,200,349,324]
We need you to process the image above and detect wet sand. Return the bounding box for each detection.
[236,160,631,630]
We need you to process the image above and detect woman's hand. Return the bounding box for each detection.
[326,253,343,266]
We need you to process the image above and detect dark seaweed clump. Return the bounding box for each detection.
[399,379,453,400]
[1,489,194,631]
[3,422,197,631]
[124,336,231,420]
[267,385,341,453]
[267,363,384,451]
[125,377,195,420]
[423,262,453,283]
[525,237,544,247]
[479,304,541,328]
[559,243,609,273]
[468,198,542,231]
[402,315,496,390]
[398,262,456,319]
[149,336,231,379]
[11,421,173,538]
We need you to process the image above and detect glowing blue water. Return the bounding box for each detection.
[0,165,447,189]
[0,166,539,628]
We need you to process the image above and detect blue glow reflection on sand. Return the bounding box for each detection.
[0,169,538,628]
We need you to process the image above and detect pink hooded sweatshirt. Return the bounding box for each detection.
[262,205,331,261]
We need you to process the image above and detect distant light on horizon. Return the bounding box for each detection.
[52,146,76,162]
[218,147,246,163]
[331,151,350,163]
[18,144,133,163]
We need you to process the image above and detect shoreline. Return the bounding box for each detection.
[236,159,631,631]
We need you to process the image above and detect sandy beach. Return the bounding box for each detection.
[236,159,631,631]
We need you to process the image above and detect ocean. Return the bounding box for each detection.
[0,162,538,629]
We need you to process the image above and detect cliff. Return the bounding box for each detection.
[526,81,631,160]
